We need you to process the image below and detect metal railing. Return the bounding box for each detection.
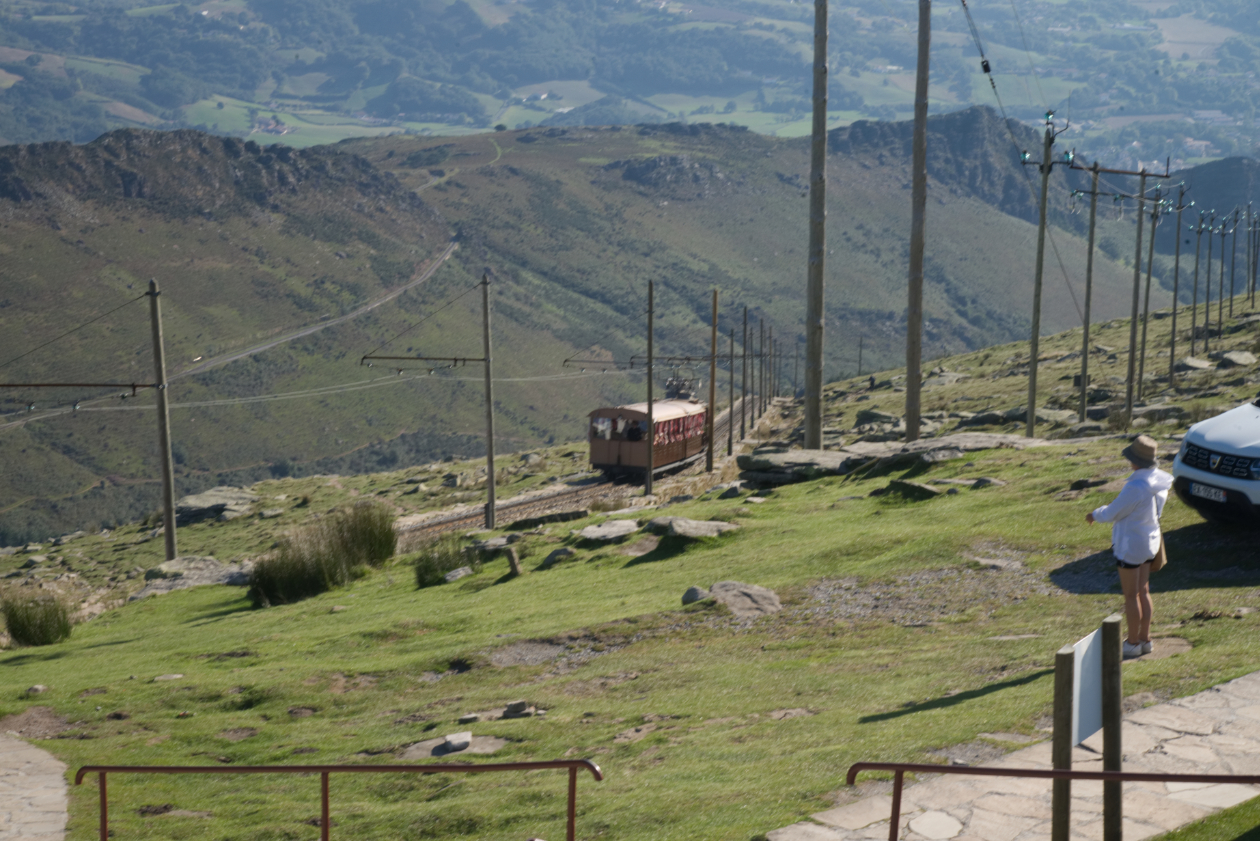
[847,762,1260,841]
[75,759,603,841]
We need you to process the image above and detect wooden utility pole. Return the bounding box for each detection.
[905,0,931,443]
[761,327,771,400]
[1138,191,1160,401]
[1229,208,1240,317]
[1217,221,1227,341]
[1102,615,1124,841]
[1079,164,1100,423]
[758,319,765,418]
[147,279,178,562]
[857,335,863,376]
[1051,644,1074,841]
[646,281,655,497]
[707,289,717,473]
[1204,216,1215,356]
[1169,188,1187,386]
[728,328,735,455]
[794,343,799,397]
[741,307,748,440]
[1191,212,1206,357]
[1124,170,1147,430]
[802,0,827,450]
[480,273,497,529]
[1024,116,1058,438]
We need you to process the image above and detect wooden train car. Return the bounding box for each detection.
[588,400,707,477]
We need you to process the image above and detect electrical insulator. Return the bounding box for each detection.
[1020,151,1030,163]
[981,59,990,74]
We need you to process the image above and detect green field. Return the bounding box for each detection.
[3,293,1260,840]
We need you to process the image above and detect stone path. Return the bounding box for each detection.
[769,670,1260,841]
[0,733,66,840]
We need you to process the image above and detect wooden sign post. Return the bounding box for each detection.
[1053,615,1123,841]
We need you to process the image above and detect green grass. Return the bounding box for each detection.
[4,413,1260,838]
[1,590,72,645]
[1157,797,1260,841]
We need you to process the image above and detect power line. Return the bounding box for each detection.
[362,279,483,358]
[1006,0,1048,109]
[958,0,1083,323]
[0,292,146,372]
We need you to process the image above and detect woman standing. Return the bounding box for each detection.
[1086,435,1173,659]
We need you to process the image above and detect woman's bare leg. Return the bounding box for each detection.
[1118,566,1144,644]
[1136,563,1153,643]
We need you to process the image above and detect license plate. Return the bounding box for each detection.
[1191,483,1227,503]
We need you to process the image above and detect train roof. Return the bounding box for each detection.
[588,400,706,422]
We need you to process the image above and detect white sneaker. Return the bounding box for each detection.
[1141,640,1153,655]
[1123,641,1144,659]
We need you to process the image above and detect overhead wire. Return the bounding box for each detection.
[361,279,483,359]
[1005,0,1048,109]
[958,0,1083,323]
[0,292,147,372]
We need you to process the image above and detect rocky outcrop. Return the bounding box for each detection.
[128,557,250,601]
[175,487,258,524]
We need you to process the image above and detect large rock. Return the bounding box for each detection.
[175,487,258,524]
[709,581,781,619]
[682,586,710,605]
[666,518,740,539]
[885,480,942,500]
[956,411,1006,428]
[577,520,639,541]
[1176,356,1213,371]
[1132,403,1186,422]
[855,408,899,425]
[1219,350,1258,368]
[128,557,250,601]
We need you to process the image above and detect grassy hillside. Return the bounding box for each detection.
[0,107,1156,545]
[1,290,1258,841]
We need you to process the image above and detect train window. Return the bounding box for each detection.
[591,417,612,440]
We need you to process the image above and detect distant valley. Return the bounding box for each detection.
[0,106,1249,544]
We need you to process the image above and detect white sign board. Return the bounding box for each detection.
[1072,629,1103,745]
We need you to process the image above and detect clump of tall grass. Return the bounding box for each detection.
[249,501,397,607]
[412,536,479,588]
[2,591,72,646]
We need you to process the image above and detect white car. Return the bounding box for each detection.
[1172,398,1260,522]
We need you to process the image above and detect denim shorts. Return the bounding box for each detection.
[1116,558,1153,570]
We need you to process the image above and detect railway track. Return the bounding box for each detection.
[399,395,759,541]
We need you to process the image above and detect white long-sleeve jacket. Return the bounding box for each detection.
[1091,467,1173,563]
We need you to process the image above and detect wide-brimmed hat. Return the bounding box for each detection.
[1122,434,1158,469]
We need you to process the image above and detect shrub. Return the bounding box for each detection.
[413,536,478,588]
[248,501,397,607]
[328,501,397,569]
[2,591,72,646]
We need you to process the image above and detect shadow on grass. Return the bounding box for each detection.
[1052,523,1260,595]
[622,535,692,567]
[183,596,253,626]
[81,637,142,650]
[0,649,70,666]
[859,668,1053,723]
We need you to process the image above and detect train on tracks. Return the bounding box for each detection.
[587,399,708,478]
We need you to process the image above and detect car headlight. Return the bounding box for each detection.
[1178,438,1190,460]
[1251,460,1260,481]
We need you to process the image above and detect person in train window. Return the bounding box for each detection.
[625,420,644,441]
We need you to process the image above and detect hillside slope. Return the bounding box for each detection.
[0,106,1227,544]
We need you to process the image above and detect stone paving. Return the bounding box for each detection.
[769,670,1260,841]
[0,732,66,840]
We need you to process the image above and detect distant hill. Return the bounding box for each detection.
[0,105,1225,545]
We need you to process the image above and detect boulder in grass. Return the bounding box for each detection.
[971,477,1008,489]
[444,566,474,583]
[577,520,639,541]
[668,518,740,539]
[176,487,258,524]
[709,581,781,619]
[682,586,710,605]
[1176,356,1213,371]
[1219,350,1258,368]
[885,480,942,500]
